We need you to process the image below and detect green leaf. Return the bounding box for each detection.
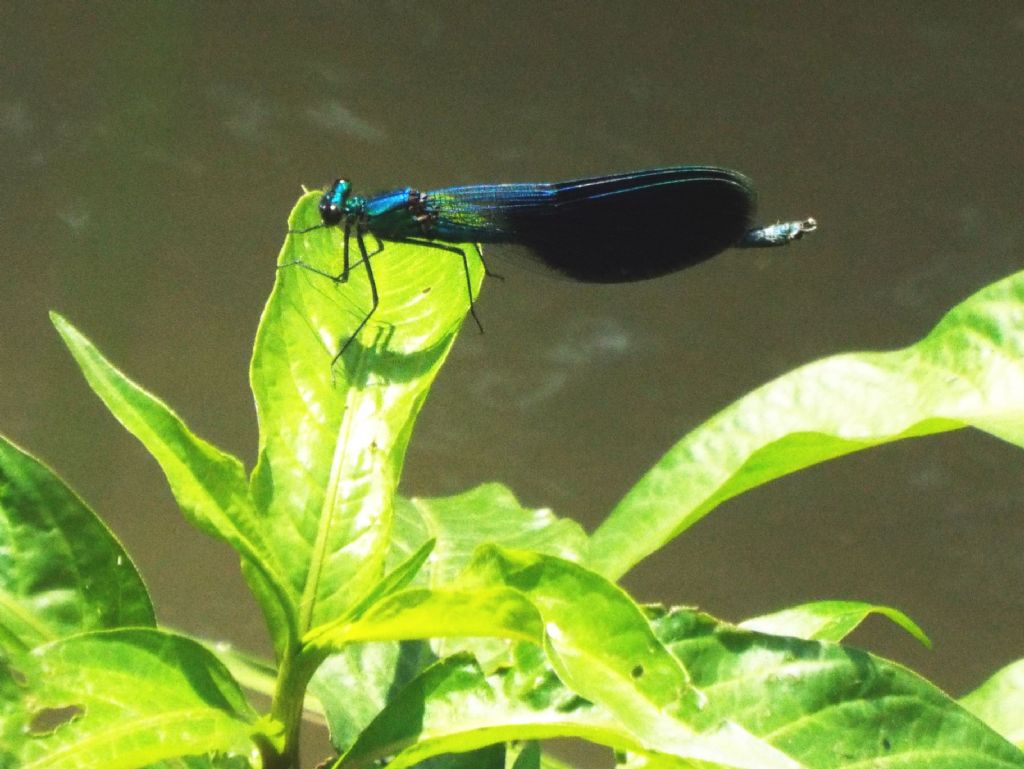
[333,653,627,769]
[309,480,585,753]
[591,269,1024,579]
[312,547,805,766]
[249,191,485,634]
[346,538,437,622]
[391,484,589,587]
[509,739,542,769]
[307,585,542,648]
[739,600,930,646]
[654,608,1024,768]
[0,434,153,651]
[208,643,284,707]
[333,647,801,769]
[305,540,438,753]
[305,541,437,753]
[960,658,1024,747]
[310,544,793,765]
[460,547,696,714]
[456,551,806,768]
[1,654,28,768]
[309,640,433,753]
[389,486,589,668]
[50,313,295,649]
[16,628,258,769]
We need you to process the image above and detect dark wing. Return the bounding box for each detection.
[428,167,756,283]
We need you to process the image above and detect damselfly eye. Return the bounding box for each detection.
[318,195,343,225]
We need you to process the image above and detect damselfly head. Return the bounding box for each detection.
[318,178,351,226]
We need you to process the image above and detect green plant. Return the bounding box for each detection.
[2,191,1022,769]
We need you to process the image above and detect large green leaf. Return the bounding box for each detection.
[389,485,590,667]
[313,548,798,769]
[15,628,258,769]
[591,270,1024,578]
[455,550,806,768]
[310,482,587,753]
[313,487,588,756]
[0,434,153,651]
[457,547,696,713]
[50,314,294,645]
[960,658,1024,748]
[332,653,627,769]
[249,191,485,635]
[654,607,1024,768]
[331,644,800,769]
[391,484,589,587]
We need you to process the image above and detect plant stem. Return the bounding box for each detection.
[265,644,323,769]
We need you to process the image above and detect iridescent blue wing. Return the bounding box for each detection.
[426,167,756,283]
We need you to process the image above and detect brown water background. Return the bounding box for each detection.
[2,1,1022,758]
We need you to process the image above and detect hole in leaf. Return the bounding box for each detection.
[28,704,84,735]
[554,693,588,713]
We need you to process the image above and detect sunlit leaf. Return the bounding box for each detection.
[309,640,432,753]
[332,654,625,769]
[0,435,153,651]
[592,270,1024,578]
[464,550,811,767]
[249,192,485,636]
[307,585,541,648]
[332,645,800,769]
[739,600,930,646]
[346,539,436,622]
[51,314,294,646]
[960,658,1024,748]
[17,628,258,769]
[654,607,1024,767]
[392,484,588,587]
